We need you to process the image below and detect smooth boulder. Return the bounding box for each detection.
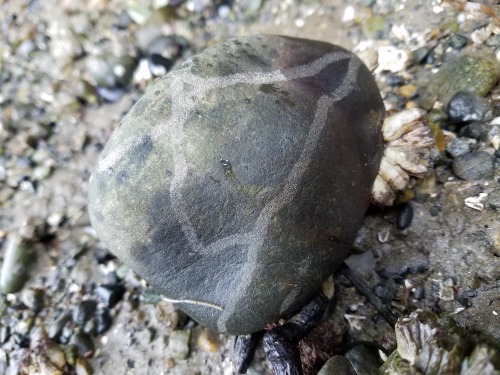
[88,35,384,335]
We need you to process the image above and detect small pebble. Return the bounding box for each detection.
[44,340,67,370]
[378,46,409,73]
[60,324,75,345]
[49,313,71,340]
[412,285,425,300]
[166,357,175,368]
[446,33,468,50]
[96,284,125,308]
[386,74,405,86]
[239,0,262,17]
[168,329,191,360]
[447,91,493,124]
[405,100,418,109]
[83,318,97,336]
[95,308,112,334]
[124,294,140,311]
[148,54,172,76]
[446,137,477,158]
[425,51,438,65]
[146,36,181,58]
[96,86,124,103]
[399,84,417,99]
[452,151,494,180]
[86,54,137,88]
[14,314,34,336]
[92,247,116,264]
[21,288,45,312]
[458,290,477,308]
[70,332,95,358]
[75,357,93,375]
[412,46,429,64]
[396,202,413,230]
[156,301,182,328]
[487,126,500,150]
[407,256,429,274]
[441,19,459,33]
[32,165,52,180]
[362,14,388,39]
[197,328,220,353]
[73,300,98,325]
[318,355,356,375]
[438,280,455,301]
[459,123,488,140]
[373,282,396,303]
[0,233,36,293]
[345,344,382,375]
[64,345,77,366]
[471,28,492,44]
[0,326,10,344]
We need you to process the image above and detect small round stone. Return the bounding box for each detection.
[70,332,95,358]
[446,33,468,50]
[21,288,45,312]
[447,91,493,124]
[345,344,382,375]
[96,309,113,334]
[197,328,220,353]
[88,35,385,335]
[0,233,36,294]
[386,74,405,87]
[96,284,125,308]
[96,86,125,103]
[399,84,417,99]
[64,345,77,366]
[412,47,429,64]
[86,54,137,88]
[452,151,494,181]
[75,357,93,375]
[72,300,98,326]
[362,15,388,39]
[459,123,488,141]
[49,313,71,340]
[446,137,477,158]
[318,356,356,375]
[395,202,413,230]
[148,54,173,76]
[374,282,397,304]
[168,329,191,360]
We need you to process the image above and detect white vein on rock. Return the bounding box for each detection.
[217,56,361,331]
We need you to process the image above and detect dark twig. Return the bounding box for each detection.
[340,264,399,326]
[234,331,263,374]
[263,291,330,375]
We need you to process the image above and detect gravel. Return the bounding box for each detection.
[0,0,499,374]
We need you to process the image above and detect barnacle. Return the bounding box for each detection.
[372,108,436,206]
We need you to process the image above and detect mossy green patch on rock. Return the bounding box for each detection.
[419,53,500,109]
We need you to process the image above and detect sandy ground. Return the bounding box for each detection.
[1,0,499,374]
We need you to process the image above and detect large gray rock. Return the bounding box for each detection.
[88,35,384,335]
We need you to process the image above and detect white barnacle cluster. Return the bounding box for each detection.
[372,108,436,206]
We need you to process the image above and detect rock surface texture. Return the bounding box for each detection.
[88,35,384,335]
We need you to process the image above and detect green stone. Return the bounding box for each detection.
[168,329,191,360]
[362,15,389,39]
[88,35,384,335]
[419,53,500,109]
[0,234,36,294]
